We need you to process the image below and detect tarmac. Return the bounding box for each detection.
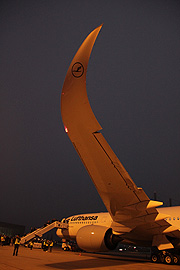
[0,245,179,270]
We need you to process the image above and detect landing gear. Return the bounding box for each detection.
[151,252,164,263]
[164,253,173,264]
[173,255,179,265]
[151,249,180,265]
[151,253,159,263]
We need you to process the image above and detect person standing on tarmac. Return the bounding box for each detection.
[29,241,33,250]
[45,240,49,252]
[1,235,6,246]
[42,240,46,251]
[49,241,53,252]
[13,235,21,256]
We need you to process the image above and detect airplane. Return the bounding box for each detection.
[58,25,180,265]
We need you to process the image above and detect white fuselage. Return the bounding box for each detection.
[57,212,112,240]
[158,206,180,227]
[57,206,180,243]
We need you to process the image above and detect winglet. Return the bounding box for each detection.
[61,25,103,140]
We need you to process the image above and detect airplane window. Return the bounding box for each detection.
[178,217,179,220]
[173,217,175,220]
[169,218,171,221]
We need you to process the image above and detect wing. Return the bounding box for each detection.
[61,25,163,225]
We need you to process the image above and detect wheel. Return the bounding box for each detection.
[164,254,173,264]
[151,254,159,263]
[173,255,179,264]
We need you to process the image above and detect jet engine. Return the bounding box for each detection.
[76,225,121,252]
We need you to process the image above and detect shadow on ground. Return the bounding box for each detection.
[45,256,149,269]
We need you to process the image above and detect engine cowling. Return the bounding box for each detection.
[76,225,119,252]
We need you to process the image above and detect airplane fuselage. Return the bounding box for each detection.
[57,206,180,244]
[57,212,112,240]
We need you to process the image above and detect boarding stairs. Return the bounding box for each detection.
[20,220,68,244]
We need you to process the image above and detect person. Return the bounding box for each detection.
[13,235,21,256]
[11,237,14,246]
[45,240,49,252]
[29,241,33,250]
[1,235,6,246]
[42,240,46,251]
[49,241,53,252]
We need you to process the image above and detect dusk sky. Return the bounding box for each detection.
[1,0,180,231]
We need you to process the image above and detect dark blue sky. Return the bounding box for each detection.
[1,0,180,231]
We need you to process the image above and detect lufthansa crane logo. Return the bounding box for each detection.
[71,62,84,78]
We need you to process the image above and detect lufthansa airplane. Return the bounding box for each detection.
[58,25,180,264]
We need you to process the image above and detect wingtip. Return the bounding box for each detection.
[61,24,103,135]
